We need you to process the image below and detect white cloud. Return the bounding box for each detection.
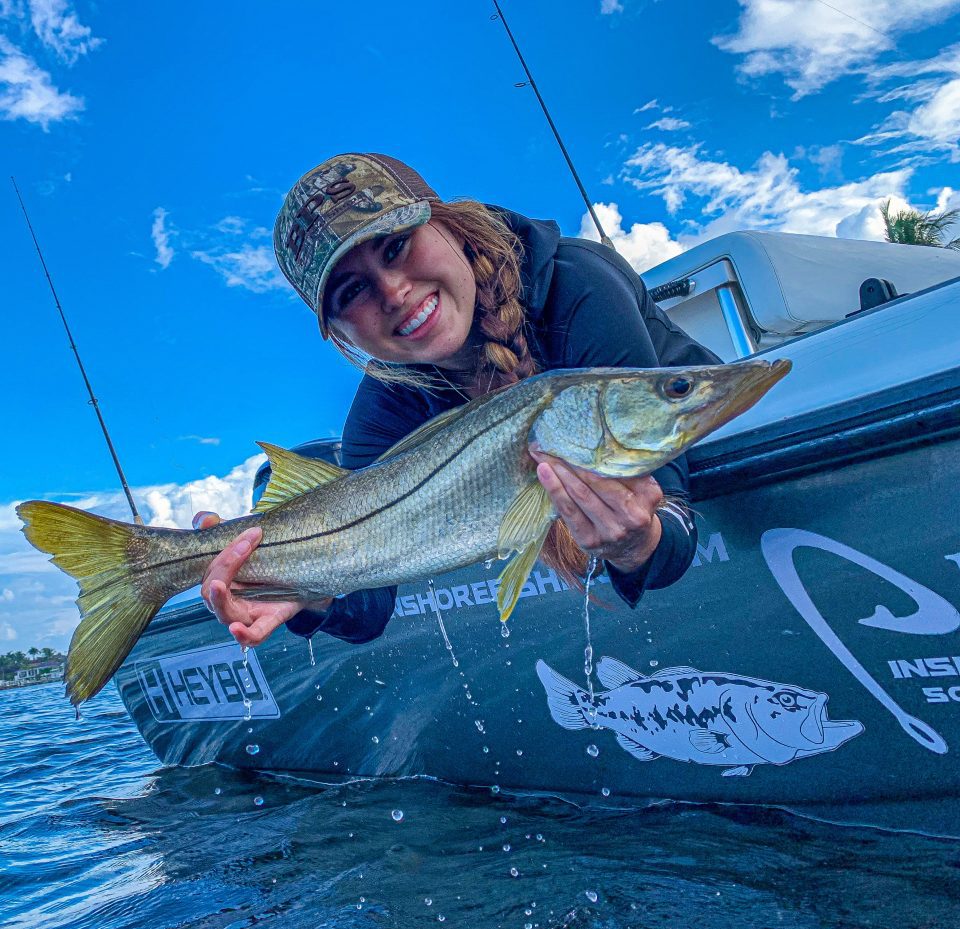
[600,0,623,12]
[579,202,683,273]
[0,35,83,128]
[622,141,914,241]
[215,215,247,235]
[0,621,16,641]
[715,0,960,98]
[935,186,960,212]
[27,0,103,64]
[0,454,265,651]
[191,243,286,293]
[858,43,960,161]
[646,117,691,132]
[179,434,221,446]
[151,207,174,270]
[635,99,658,113]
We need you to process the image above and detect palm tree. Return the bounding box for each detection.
[880,201,960,249]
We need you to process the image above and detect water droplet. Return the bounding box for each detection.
[307,637,316,667]
[536,833,543,841]
[371,736,379,744]
[586,744,599,757]
[516,749,523,756]
[525,924,533,929]
[360,897,365,903]
[475,720,485,734]
[316,694,322,701]
[490,785,500,795]
[585,890,598,903]
[500,815,507,824]
[213,787,221,795]
[437,916,445,922]
[246,726,253,734]
[601,787,610,797]
[391,809,404,822]
[500,622,510,638]
[253,796,264,806]
[246,743,260,756]
[482,745,489,753]
[424,898,432,906]
[510,867,519,877]
[484,558,494,569]
[503,843,511,852]
[525,909,532,916]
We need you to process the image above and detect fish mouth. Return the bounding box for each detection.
[799,694,826,745]
[705,358,792,433]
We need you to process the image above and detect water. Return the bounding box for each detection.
[3,684,960,928]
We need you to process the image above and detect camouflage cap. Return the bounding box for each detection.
[274,153,439,337]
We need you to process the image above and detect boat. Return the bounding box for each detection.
[114,232,960,837]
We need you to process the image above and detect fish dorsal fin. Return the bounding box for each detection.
[375,389,507,462]
[252,442,349,513]
[495,480,555,622]
[596,657,643,689]
[651,666,700,679]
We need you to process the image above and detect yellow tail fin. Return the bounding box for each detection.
[17,500,165,706]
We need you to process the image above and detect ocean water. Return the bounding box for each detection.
[2,683,959,929]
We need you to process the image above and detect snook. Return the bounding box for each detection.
[18,360,790,705]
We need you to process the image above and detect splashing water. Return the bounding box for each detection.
[241,646,252,721]
[307,637,316,667]
[583,557,599,710]
[429,580,460,669]
[500,621,510,638]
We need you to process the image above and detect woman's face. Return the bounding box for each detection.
[325,220,478,371]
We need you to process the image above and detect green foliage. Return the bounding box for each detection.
[0,648,66,678]
[880,201,960,249]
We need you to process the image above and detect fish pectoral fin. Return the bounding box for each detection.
[496,521,552,623]
[232,585,309,602]
[615,732,659,761]
[252,443,349,513]
[689,728,729,754]
[497,479,554,557]
[495,480,555,622]
[596,657,645,689]
[721,765,754,777]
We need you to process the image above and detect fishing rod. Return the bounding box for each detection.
[11,176,144,525]
[490,0,615,250]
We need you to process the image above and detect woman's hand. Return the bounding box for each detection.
[528,450,664,574]
[193,512,332,647]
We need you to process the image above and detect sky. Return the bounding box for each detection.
[2,0,959,652]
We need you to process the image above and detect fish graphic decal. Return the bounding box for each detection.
[536,658,863,777]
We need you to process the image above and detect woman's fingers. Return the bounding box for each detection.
[201,526,262,619]
[229,610,295,648]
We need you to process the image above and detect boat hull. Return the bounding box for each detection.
[115,364,960,835]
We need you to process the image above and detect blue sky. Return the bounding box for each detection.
[2,0,959,651]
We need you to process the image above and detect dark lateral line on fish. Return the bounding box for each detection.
[94,405,528,592]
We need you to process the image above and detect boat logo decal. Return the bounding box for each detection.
[135,642,281,723]
[536,658,863,777]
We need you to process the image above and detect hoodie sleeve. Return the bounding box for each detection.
[546,240,717,608]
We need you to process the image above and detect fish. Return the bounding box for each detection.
[17,359,790,706]
[536,657,863,776]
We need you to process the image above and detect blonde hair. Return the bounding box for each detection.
[331,198,590,584]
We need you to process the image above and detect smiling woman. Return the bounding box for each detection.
[196,152,722,651]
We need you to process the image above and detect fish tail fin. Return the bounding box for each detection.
[17,501,169,707]
[535,659,591,730]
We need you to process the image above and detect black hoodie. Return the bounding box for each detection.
[286,209,721,644]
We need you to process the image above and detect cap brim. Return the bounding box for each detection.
[316,201,433,338]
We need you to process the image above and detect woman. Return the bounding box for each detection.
[198,153,720,648]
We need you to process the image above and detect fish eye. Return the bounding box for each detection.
[662,376,693,400]
[774,691,798,708]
